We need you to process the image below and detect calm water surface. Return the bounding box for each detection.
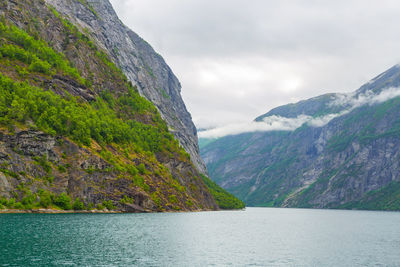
[1,207,400,266]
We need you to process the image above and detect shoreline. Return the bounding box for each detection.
[0,208,221,214]
[0,207,242,214]
[0,209,125,214]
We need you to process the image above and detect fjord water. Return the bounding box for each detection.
[1,208,399,266]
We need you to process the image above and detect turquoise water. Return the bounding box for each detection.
[1,207,400,266]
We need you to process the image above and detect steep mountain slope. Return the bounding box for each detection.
[45,0,207,174]
[201,65,400,210]
[0,0,244,212]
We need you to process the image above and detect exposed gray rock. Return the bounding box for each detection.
[0,173,12,198]
[45,0,207,174]
[6,131,59,162]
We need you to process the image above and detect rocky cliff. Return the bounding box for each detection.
[201,65,400,210]
[45,0,207,174]
[0,0,224,212]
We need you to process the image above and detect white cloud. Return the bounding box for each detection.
[110,0,400,129]
[330,86,400,109]
[199,115,310,138]
[199,87,400,138]
[307,113,341,127]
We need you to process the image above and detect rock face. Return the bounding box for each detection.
[0,129,217,212]
[201,65,400,210]
[45,0,207,174]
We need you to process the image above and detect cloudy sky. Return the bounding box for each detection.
[109,0,400,130]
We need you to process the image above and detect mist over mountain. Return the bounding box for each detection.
[201,64,400,210]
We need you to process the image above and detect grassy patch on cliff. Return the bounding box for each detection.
[0,21,85,84]
[200,175,245,209]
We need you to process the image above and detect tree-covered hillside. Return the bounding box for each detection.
[0,0,243,212]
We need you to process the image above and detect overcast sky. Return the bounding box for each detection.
[109,0,400,130]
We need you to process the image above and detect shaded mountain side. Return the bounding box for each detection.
[0,0,244,212]
[201,65,400,210]
[339,181,400,211]
[44,0,207,174]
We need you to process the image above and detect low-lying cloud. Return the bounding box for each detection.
[199,87,400,138]
[198,115,310,138]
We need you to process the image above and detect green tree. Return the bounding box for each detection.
[54,193,72,210]
[73,198,85,210]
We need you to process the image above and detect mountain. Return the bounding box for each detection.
[0,0,243,211]
[46,0,207,174]
[200,64,400,210]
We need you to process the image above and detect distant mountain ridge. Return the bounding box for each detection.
[201,64,400,210]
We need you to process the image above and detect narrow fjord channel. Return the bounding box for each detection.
[1,208,399,266]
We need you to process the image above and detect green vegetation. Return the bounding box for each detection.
[0,22,85,84]
[0,15,188,156]
[151,192,161,208]
[76,0,99,18]
[168,194,178,204]
[102,200,115,210]
[57,165,67,173]
[327,133,355,152]
[96,203,105,210]
[0,21,180,154]
[119,195,134,204]
[201,175,245,209]
[49,6,97,53]
[33,155,52,173]
[0,168,19,179]
[53,193,72,210]
[0,189,102,211]
[137,163,147,175]
[0,73,179,153]
[73,198,85,210]
[38,190,53,208]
